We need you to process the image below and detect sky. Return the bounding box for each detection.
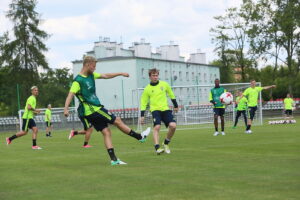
[0,0,242,69]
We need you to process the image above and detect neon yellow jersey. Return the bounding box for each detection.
[236,96,248,111]
[140,81,176,112]
[22,95,36,119]
[284,98,294,110]
[45,109,52,122]
[243,87,263,107]
[70,72,101,116]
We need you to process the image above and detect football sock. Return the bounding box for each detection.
[154,144,160,150]
[129,130,142,140]
[107,148,118,161]
[215,127,218,132]
[246,125,251,130]
[49,132,51,136]
[164,138,170,145]
[84,142,88,146]
[32,139,37,146]
[9,135,17,141]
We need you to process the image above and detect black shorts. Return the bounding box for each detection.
[285,110,292,115]
[152,110,176,127]
[79,116,92,131]
[213,108,225,116]
[85,107,116,132]
[45,122,52,127]
[22,119,36,131]
[248,106,257,120]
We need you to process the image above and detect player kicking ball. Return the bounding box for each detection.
[64,56,150,166]
[140,68,178,155]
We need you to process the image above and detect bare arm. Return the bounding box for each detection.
[64,92,75,117]
[263,85,276,90]
[27,104,40,114]
[99,72,129,79]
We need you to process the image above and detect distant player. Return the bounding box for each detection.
[140,68,178,155]
[232,91,248,129]
[243,80,276,133]
[68,116,94,148]
[6,86,42,149]
[64,56,150,165]
[45,104,53,137]
[283,93,295,122]
[209,79,226,136]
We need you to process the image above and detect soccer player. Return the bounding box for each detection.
[140,68,178,155]
[209,79,226,136]
[64,56,150,166]
[283,93,295,122]
[68,116,94,148]
[233,91,248,129]
[243,80,276,133]
[6,86,42,149]
[45,104,53,137]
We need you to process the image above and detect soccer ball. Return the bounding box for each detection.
[220,92,233,105]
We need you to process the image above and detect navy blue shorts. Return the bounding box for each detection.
[248,106,257,120]
[22,119,36,131]
[213,108,225,116]
[45,122,52,127]
[285,109,292,115]
[152,110,176,127]
[85,107,116,132]
[79,116,92,131]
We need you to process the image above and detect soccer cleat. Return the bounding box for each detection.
[111,159,127,166]
[163,143,171,154]
[213,132,219,136]
[156,147,165,155]
[232,126,237,129]
[221,132,225,136]
[32,146,42,150]
[68,130,75,140]
[139,127,151,143]
[6,137,11,145]
[248,130,252,134]
[82,145,93,148]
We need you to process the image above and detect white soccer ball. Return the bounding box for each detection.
[220,92,233,105]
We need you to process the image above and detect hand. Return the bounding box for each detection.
[173,107,179,113]
[140,117,145,125]
[34,109,41,114]
[122,73,129,77]
[64,108,69,117]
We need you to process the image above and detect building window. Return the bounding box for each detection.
[192,72,195,81]
[204,73,207,83]
[142,68,145,78]
[186,72,189,81]
[198,73,201,83]
[214,74,217,80]
[179,71,182,80]
[210,74,213,83]
[165,70,168,80]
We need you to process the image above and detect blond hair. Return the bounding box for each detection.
[83,56,97,66]
[31,86,38,91]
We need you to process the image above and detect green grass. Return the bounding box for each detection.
[0,119,300,200]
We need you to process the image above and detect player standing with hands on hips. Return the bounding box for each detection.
[140,68,178,155]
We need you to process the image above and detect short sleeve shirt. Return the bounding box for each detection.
[22,95,36,119]
[243,87,263,107]
[284,98,294,110]
[70,72,101,116]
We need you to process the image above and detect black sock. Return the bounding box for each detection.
[32,139,37,146]
[107,148,118,161]
[215,128,218,132]
[9,135,17,141]
[221,128,224,132]
[246,125,251,130]
[154,144,160,150]
[84,142,88,146]
[49,132,51,136]
[129,129,142,140]
[164,138,170,145]
[74,131,78,135]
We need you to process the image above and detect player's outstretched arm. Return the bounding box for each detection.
[263,85,276,90]
[64,92,75,117]
[99,72,129,79]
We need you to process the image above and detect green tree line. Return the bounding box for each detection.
[210,0,300,98]
[0,0,72,116]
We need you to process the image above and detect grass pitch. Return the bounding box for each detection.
[0,119,299,200]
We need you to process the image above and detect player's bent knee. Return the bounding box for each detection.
[169,122,176,129]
